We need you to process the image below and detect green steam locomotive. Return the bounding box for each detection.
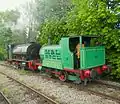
[7,35,110,85]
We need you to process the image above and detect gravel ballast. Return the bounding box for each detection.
[0,65,119,104]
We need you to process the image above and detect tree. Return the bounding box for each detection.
[37,0,120,79]
[0,10,20,59]
[65,0,120,79]
[34,0,72,21]
[37,18,68,45]
[20,0,72,43]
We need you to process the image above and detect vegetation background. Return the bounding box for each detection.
[0,0,119,79]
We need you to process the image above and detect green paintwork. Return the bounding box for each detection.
[68,75,79,81]
[38,66,42,70]
[39,36,105,71]
[22,62,26,65]
[43,59,63,69]
[40,45,63,69]
[60,38,74,69]
[80,46,105,70]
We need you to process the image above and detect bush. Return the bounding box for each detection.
[37,0,120,79]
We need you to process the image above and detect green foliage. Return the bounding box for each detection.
[37,18,69,45]
[69,0,120,79]
[0,27,12,60]
[35,0,72,21]
[107,51,120,79]
[37,0,120,79]
[0,48,6,60]
[0,10,20,60]
[0,10,20,24]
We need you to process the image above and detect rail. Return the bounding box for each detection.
[0,62,120,103]
[0,92,11,104]
[0,71,59,104]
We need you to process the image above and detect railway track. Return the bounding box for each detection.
[86,84,120,103]
[32,71,120,103]
[0,62,120,103]
[94,79,120,90]
[44,74,120,103]
[0,92,11,104]
[0,71,59,104]
[57,79,120,104]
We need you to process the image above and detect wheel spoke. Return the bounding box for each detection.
[59,71,67,82]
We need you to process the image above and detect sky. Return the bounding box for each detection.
[0,0,31,11]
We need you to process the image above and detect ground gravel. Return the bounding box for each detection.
[0,65,119,104]
[0,73,46,104]
[101,79,120,87]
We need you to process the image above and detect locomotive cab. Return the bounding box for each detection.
[60,36,105,70]
[69,36,100,69]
